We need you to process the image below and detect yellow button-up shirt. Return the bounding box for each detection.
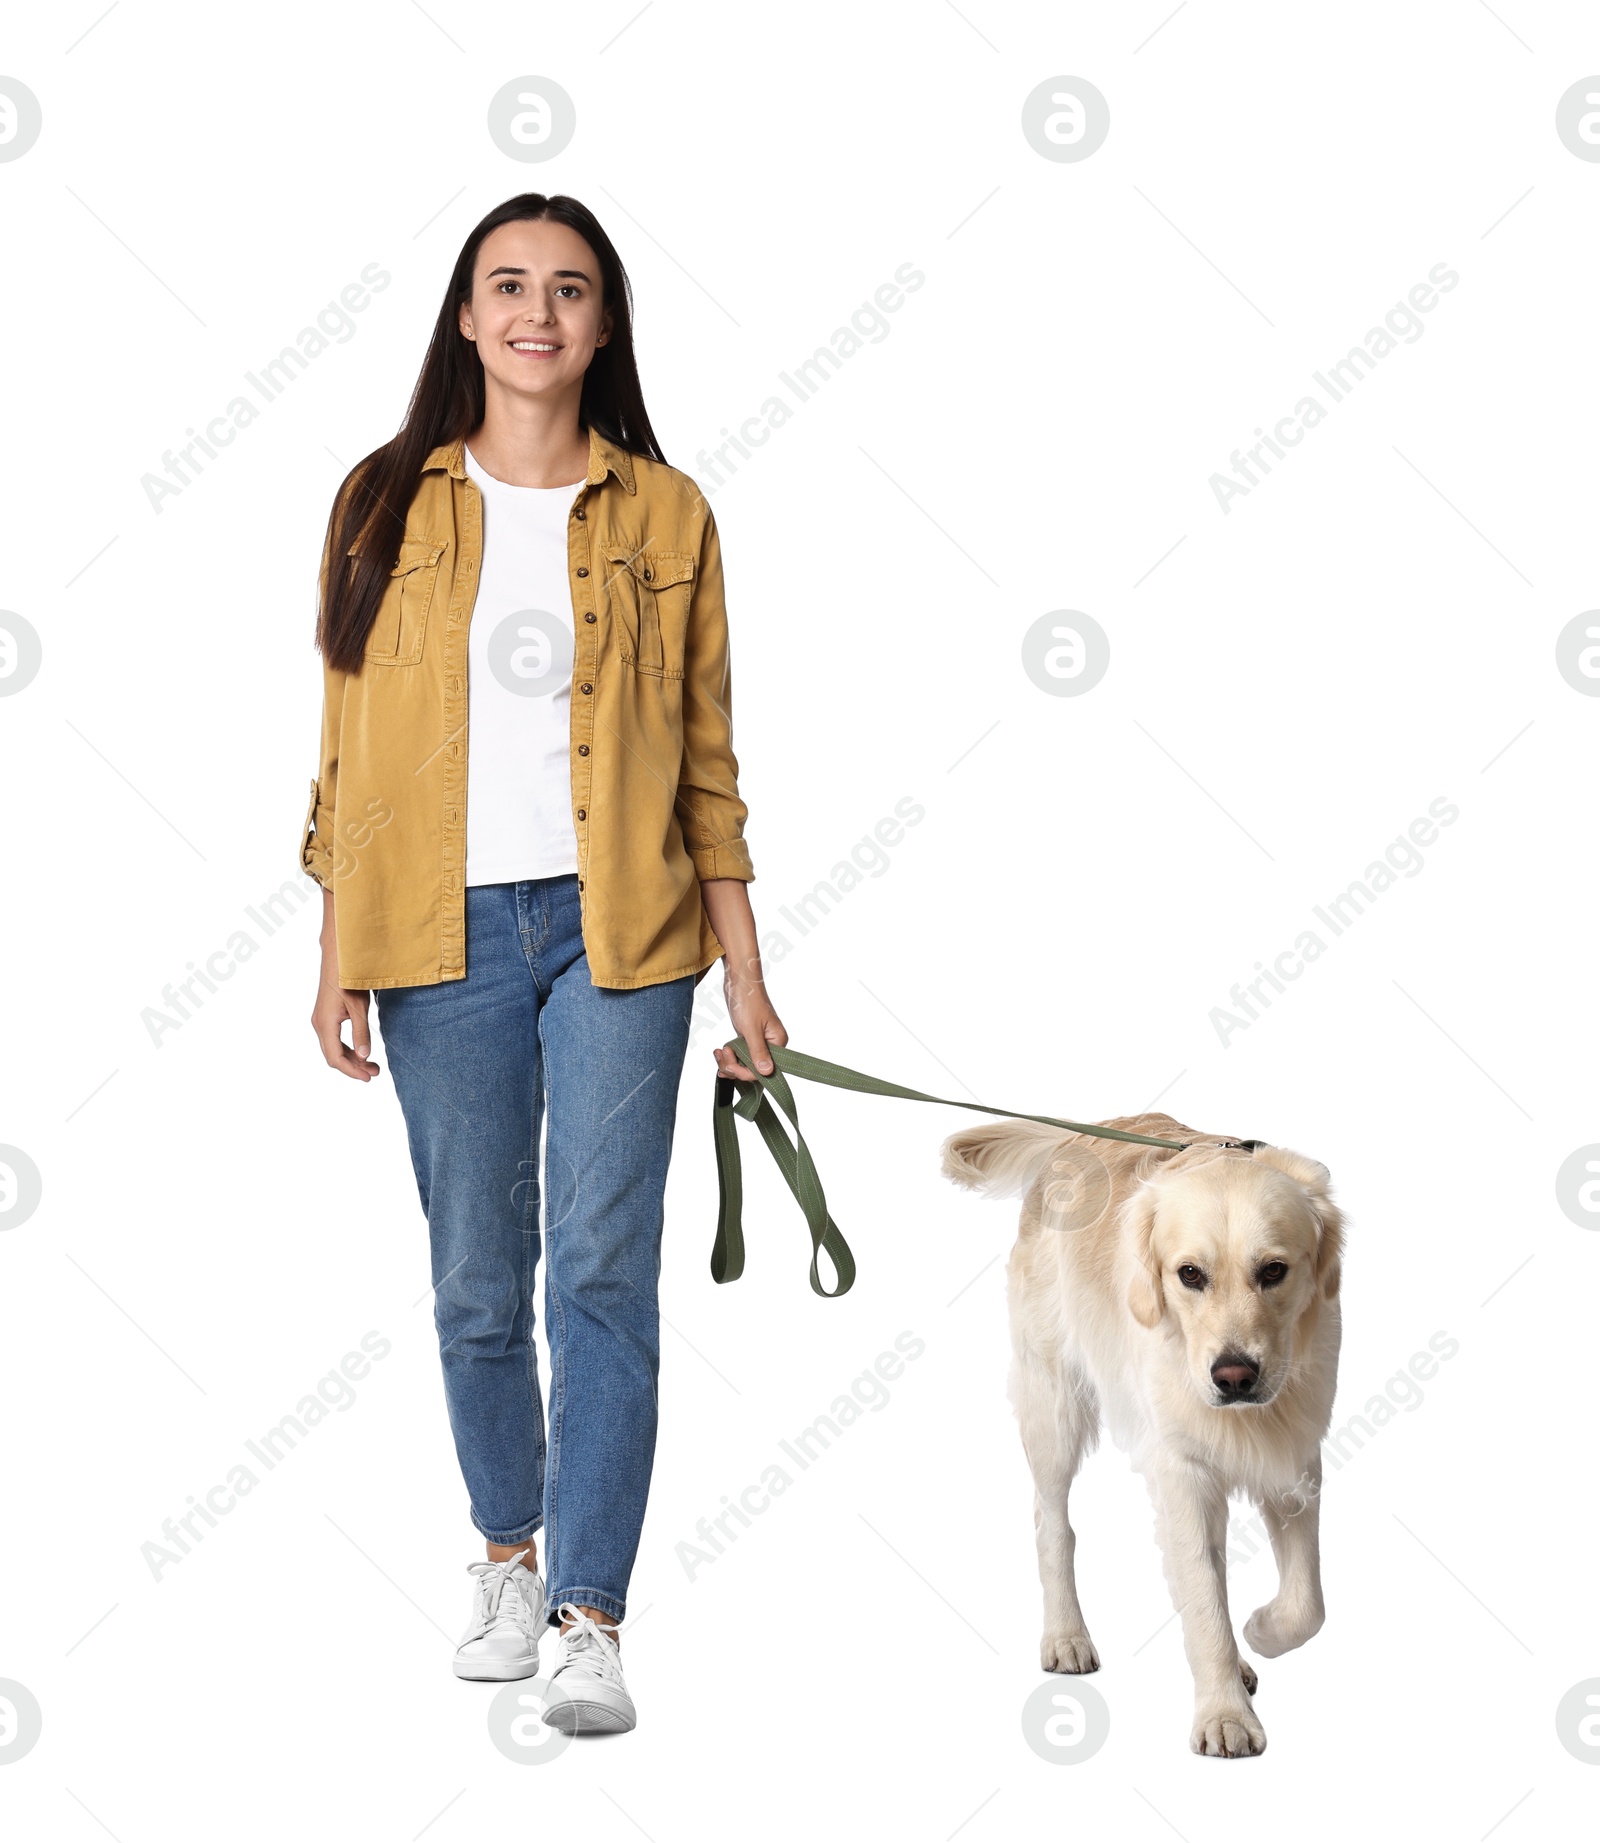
[298,426,754,990]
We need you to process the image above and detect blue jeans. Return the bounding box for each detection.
[375,875,694,1625]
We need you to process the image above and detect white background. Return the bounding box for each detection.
[2,1,1596,1834]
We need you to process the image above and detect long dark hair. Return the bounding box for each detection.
[316,193,664,673]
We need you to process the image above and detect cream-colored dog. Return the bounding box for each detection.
[941,1114,1344,1758]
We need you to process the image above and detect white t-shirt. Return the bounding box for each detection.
[462,443,588,885]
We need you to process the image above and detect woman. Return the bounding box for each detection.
[299,193,783,1735]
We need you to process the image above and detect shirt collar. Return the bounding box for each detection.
[422,425,637,494]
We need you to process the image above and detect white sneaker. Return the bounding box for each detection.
[452,1556,546,1681]
[542,1602,636,1733]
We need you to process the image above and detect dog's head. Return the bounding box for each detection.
[1123,1146,1342,1410]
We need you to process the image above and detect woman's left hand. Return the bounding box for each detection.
[713,972,787,1082]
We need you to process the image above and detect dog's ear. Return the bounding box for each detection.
[1124,1186,1165,1327]
[1252,1146,1344,1303]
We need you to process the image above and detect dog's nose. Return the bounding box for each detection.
[1210,1352,1260,1399]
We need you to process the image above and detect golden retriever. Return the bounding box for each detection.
[941,1114,1344,1757]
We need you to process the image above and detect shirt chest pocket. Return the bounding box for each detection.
[604,546,695,678]
[360,536,447,666]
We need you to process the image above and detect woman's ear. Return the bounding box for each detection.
[1124,1187,1165,1328]
[1253,1146,1344,1303]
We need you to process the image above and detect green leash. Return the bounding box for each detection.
[711,1039,1198,1299]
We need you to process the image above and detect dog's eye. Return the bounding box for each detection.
[1258,1261,1288,1287]
[1177,1263,1207,1290]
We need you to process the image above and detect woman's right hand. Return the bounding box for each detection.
[311,890,381,1080]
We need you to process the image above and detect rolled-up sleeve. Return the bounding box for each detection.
[298,526,350,889]
[675,505,755,882]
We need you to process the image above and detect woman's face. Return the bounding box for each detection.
[458,217,612,404]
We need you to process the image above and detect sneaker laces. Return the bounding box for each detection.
[550,1602,624,1685]
[463,1559,544,1642]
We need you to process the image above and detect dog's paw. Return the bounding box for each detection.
[1244,1597,1323,1658]
[1040,1629,1100,1674]
[1190,1702,1267,1758]
[1238,1660,1258,1696]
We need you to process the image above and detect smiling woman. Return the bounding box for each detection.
[296,195,787,1737]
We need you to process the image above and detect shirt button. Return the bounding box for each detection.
[643,567,652,581]
[584,612,596,624]
[580,682,592,695]
[578,744,589,756]
[576,567,589,578]
[575,508,586,520]
[576,808,586,821]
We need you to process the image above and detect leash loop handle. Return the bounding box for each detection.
[710,1039,1192,1298]
[711,1054,855,1297]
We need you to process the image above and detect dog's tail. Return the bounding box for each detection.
[939,1120,1071,1200]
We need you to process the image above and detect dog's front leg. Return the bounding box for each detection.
[1149,1463,1266,1758]
[1013,1351,1100,1674]
[1244,1462,1326,1657]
